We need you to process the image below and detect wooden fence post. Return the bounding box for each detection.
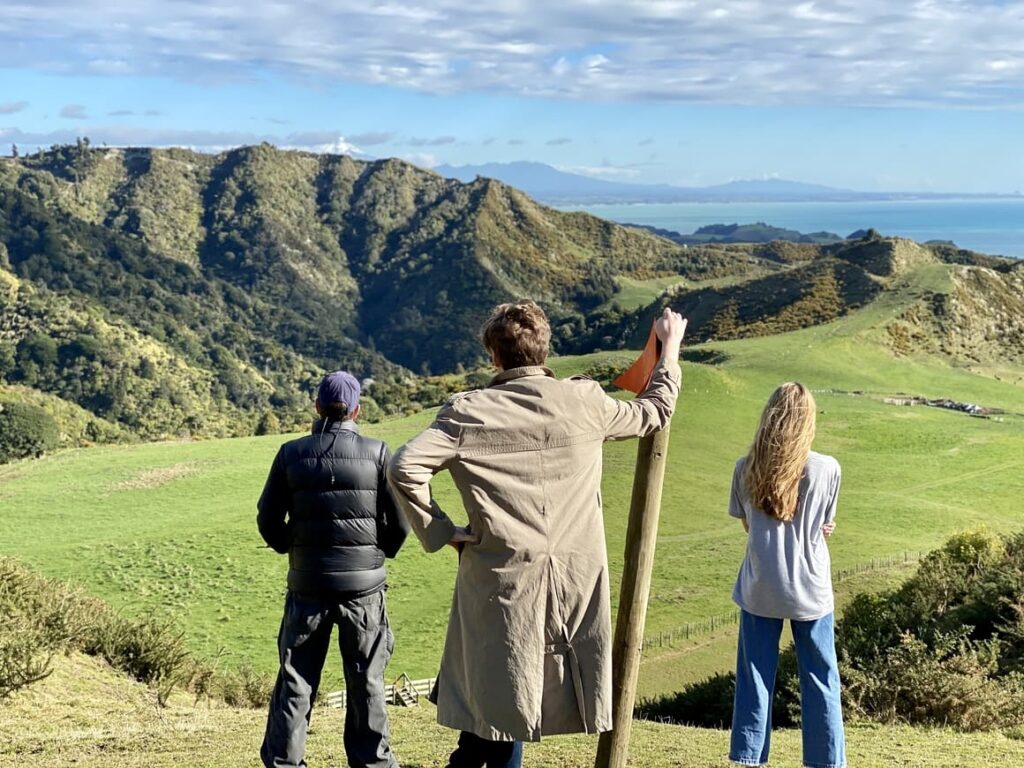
[595,426,672,768]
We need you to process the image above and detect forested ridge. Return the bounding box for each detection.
[0,142,1018,449]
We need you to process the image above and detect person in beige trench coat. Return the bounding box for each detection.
[387,300,685,766]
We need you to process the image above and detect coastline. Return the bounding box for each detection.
[556,199,1024,258]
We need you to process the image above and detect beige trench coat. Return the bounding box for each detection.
[387,360,681,742]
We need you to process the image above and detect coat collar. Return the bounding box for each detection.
[310,418,359,435]
[488,366,556,387]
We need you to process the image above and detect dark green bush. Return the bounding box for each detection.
[0,401,60,463]
[638,647,800,729]
[582,360,629,390]
[463,371,493,389]
[255,410,281,436]
[357,395,385,423]
[834,529,1024,731]
[638,672,736,728]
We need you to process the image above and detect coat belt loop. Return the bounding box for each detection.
[560,624,589,733]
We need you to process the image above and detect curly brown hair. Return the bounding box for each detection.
[481,300,551,369]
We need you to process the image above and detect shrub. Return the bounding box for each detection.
[582,360,629,390]
[0,620,52,700]
[0,558,94,699]
[0,401,60,463]
[357,395,384,423]
[0,557,246,708]
[463,371,493,389]
[638,672,735,728]
[836,529,1024,731]
[842,629,1024,731]
[82,612,191,705]
[255,410,281,436]
[220,662,274,708]
[181,654,220,704]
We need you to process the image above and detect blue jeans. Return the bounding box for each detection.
[446,731,523,768]
[730,610,845,768]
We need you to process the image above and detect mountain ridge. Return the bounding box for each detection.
[0,143,1019,447]
[0,143,746,439]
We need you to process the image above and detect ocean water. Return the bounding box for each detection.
[565,199,1024,258]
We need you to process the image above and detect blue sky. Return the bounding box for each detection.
[1,1,1023,192]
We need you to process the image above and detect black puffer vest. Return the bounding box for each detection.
[276,419,394,597]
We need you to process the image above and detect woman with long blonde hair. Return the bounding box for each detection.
[728,383,845,768]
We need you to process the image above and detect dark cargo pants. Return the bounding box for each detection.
[261,590,399,768]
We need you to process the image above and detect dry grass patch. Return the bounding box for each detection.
[110,461,202,491]
[6,653,1024,768]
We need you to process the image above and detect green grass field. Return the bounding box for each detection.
[604,275,687,310]
[1,262,1022,703]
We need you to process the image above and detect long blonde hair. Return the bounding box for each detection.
[743,382,817,522]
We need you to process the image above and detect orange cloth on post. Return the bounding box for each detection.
[612,327,662,395]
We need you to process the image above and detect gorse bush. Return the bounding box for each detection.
[582,359,630,390]
[220,662,275,709]
[0,558,95,699]
[82,613,191,706]
[0,401,60,464]
[0,557,270,708]
[640,530,1024,734]
[838,530,1024,730]
[842,628,1024,731]
[640,644,802,730]
[0,624,51,700]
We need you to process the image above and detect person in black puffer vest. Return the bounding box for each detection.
[257,370,409,768]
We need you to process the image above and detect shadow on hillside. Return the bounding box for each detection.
[682,348,731,366]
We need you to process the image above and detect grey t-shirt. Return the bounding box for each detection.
[729,451,841,621]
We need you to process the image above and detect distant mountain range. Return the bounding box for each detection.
[435,161,1022,205]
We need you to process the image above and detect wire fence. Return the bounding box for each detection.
[641,550,923,651]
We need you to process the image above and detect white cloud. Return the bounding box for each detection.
[557,163,642,179]
[398,152,441,168]
[407,135,457,146]
[308,137,362,155]
[2,1,1024,107]
[280,131,365,155]
[0,101,29,114]
[348,131,394,145]
[59,104,89,119]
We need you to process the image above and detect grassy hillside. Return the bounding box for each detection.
[4,652,1023,768]
[2,259,1021,700]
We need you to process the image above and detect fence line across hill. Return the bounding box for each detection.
[325,674,436,710]
[641,550,922,651]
